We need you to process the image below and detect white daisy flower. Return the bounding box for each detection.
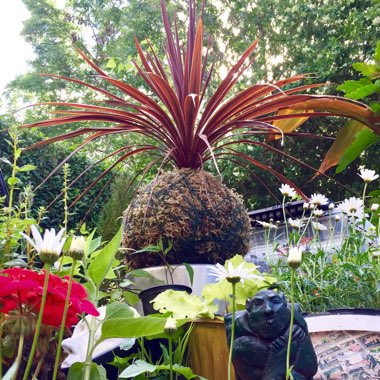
[358,169,379,183]
[309,193,329,206]
[22,225,66,264]
[337,197,365,219]
[279,184,296,199]
[313,209,324,217]
[311,221,327,231]
[287,246,303,269]
[208,262,263,284]
[256,220,277,229]
[288,218,304,229]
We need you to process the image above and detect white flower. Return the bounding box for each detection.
[302,202,309,210]
[358,169,379,183]
[328,203,335,211]
[164,317,177,335]
[208,262,263,284]
[287,246,303,269]
[313,209,324,217]
[288,218,304,229]
[279,184,296,199]
[337,197,365,219]
[371,203,379,212]
[312,221,327,231]
[256,220,277,229]
[309,193,329,206]
[22,225,66,264]
[68,236,86,260]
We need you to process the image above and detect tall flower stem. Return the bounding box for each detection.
[286,268,296,380]
[282,196,290,243]
[52,259,77,380]
[228,282,237,380]
[83,288,99,380]
[12,333,25,380]
[168,335,173,380]
[23,265,51,380]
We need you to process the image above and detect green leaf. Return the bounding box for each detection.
[106,57,117,69]
[128,269,156,279]
[14,148,22,160]
[152,289,217,319]
[0,157,13,166]
[337,78,378,100]
[117,62,125,72]
[105,302,135,320]
[119,360,200,379]
[337,129,380,172]
[18,164,37,172]
[375,41,380,67]
[7,177,19,186]
[119,360,157,378]
[67,362,107,380]
[88,227,121,288]
[182,263,194,287]
[100,316,188,340]
[352,62,379,78]
[317,120,369,174]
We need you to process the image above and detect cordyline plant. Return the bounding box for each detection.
[19,0,379,264]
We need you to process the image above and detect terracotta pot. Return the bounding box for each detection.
[188,319,236,380]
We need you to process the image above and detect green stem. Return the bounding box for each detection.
[282,197,289,243]
[169,335,173,380]
[23,265,51,380]
[52,259,77,380]
[228,283,236,380]
[82,288,99,380]
[286,268,296,380]
[12,333,25,380]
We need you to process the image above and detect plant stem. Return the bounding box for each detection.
[168,335,173,380]
[83,289,99,380]
[228,283,236,380]
[286,268,296,380]
[52,259,76,380]
[23,265,51,380]
[282,197,289,243]
[12,333,25,380]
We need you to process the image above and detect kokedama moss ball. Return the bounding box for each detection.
[122,169,251,268]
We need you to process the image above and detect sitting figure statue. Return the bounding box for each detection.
[225,289,318,380]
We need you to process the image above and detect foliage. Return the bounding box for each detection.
[18,0,379,204]
[269,174,380,313]
[318,40,380,174]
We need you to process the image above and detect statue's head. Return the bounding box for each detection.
[246,289,290,340]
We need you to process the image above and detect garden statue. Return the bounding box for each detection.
[225,289,318,380]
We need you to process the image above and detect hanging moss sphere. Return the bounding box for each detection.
[122,169,251,268]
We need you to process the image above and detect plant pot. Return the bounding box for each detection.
[188,318,236,380]
[139,284,192,315]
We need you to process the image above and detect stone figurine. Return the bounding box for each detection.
[225,289,318,380]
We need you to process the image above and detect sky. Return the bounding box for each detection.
[0,0,34,94]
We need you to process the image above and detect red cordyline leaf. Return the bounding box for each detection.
[20,0,379,201]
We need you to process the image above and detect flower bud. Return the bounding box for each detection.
[164,317,177,336]
[335,215,341,221]
[67,236,86,260]
[303,202,309,210]
[328,203,335,210]
[287,246,302,269]
[371,203,379,212]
